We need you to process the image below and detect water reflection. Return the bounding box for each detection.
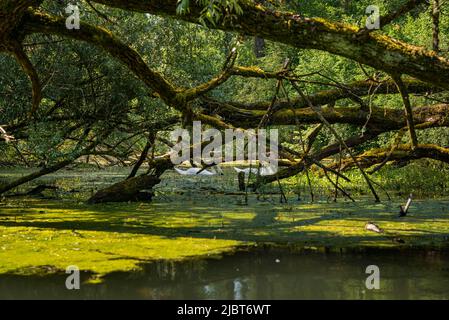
[1,249,449,299]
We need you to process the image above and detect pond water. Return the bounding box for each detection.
[1,248,449,300]
[2,168,449,299]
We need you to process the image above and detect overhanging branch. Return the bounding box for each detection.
[90,0,449,89]
[24,11,180,106]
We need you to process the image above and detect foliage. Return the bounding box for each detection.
[1,180,449,276]
[176,0,244,25]
[1,0,449,196]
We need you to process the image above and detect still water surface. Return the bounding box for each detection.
[1,249,448,299]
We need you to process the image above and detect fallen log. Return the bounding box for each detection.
[87,174,160,204]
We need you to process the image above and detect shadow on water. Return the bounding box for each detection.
[0,202,407,245]
[1,248,449,300]
[1,168,449,299]
[1,197,447,245]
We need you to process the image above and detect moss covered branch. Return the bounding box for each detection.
[202,78,438,112]
[91,0,449,89]
[336,144,449,171]
[203,98,449,130]
[23,11,181,106]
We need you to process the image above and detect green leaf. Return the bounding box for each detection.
[176,0,190,15]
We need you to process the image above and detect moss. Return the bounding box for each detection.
[311,17,359,33]
[1,197,449,278]
[0,200,242,277]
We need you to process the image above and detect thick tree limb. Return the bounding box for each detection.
[22,12,247,110]
[204,99,449,130]
[202,78,438,112]
[90,0,449,89]
[337,144,449,170]
[228,65,303,81]
[0,158,77,195]
[87,174,160,204]
[24,11,180,106]
[0,1,43,51]
[10,42,42,116]
[368,121,434,174]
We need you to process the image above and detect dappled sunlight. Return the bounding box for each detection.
[1,194,449,276]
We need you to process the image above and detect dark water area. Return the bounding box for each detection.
[1,248,449,300]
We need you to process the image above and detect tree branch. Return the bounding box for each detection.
[10,41,42,117]
[24,11,180,106]
[380,0,426,28]
[183,40,240,100]
[392,74,419,148]
[202,78,438,112]
[290,80,380,202]
[90,0,449,89]
[336,144,449,171]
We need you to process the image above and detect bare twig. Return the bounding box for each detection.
[392,74,419,149]
[85,0,117,24]
[380,0,426,28]
[334,144,343,202]
[291,80,381,202]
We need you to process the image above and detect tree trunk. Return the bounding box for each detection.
[127,133,155,179]
[87,174,161,204]
[254,37,265,58]
[432,0,440,52]
[0,158,74,195]
[238,171,246,191]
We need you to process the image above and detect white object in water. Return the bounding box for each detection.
[0,126,14,143]
[234,167,258,175]
[260,164,277,176]
[365,222,383,233]
[234,164,277,176]
[174,166,222,176]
